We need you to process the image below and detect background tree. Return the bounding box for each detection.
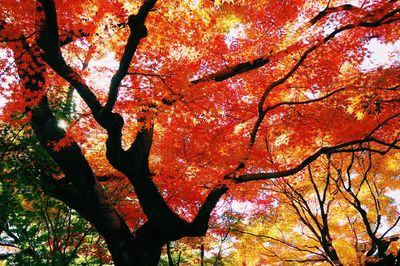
[0,125,109,265]
[331,151,400,265]
[1,0,400,265]
[228,151,400,265]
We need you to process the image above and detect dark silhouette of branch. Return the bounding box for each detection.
[309,4,363,25]
[37,0,103,115]
[103,0,158,114]
[191,57,271,84]
[191,4,398,86]
[188,184,229,236]
[231,112,400,183]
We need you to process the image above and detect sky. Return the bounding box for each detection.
[362,38,400,71]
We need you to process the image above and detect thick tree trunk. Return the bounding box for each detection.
[10,3,229,266]
[107,240,163,266]
[364,239,400,266]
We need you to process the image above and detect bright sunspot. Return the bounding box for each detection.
[57,119,68,130]
[362,38,400,71]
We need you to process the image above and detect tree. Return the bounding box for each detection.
[264,162,342,265]
[1,0,399,265]
[229,151,400,265]
[0,125,108,265]
[331,151,400,265]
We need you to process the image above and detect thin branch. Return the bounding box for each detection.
[66,225,95,265]
[103,0,158,114]
[232,228,324,256]
[231,112,400,183]
[225,6,400,175]
[190,3,394,85]
[380,216,400,239]
[191,57,271,84]
[286,257,327,263]
[265,87,346,112]
[309,4,363,25]
[232,138,369,183]
[384,84,400,91]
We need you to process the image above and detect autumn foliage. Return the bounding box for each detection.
[1,0,400,265]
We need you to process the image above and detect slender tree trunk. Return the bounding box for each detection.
[322,242,343,266]
[167,242,175,266]
[200,244,205,266]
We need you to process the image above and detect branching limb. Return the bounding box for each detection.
[103,0,158,114]
[37,0,102,115]
[231,139,369,183]
[191,3,397,86]
[222,6,400,176]
[13,34,136,263]
[188,184,229,236]
[232,117,400,183]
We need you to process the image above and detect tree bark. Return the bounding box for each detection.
[322,242,343,266]
[5,1,231,264]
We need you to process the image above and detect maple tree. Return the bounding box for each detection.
[0,0,400,265]
[229,152,400,265]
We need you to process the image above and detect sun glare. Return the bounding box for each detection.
[362,38,400,71]
[57,119,68,130]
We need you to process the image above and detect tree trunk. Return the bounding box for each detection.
[108,242,163,266]
[10,3,229,265]
[166,242,175,266]
[322,242,343,266]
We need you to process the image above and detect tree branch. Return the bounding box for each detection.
[190,4,397,86]
[309,4,363,25]
[188,184,228,236]
[232,129,400,183]
[103,0,158,114]
[190,57,271,84]
[380,216,400,239]
[265,87,346,112]
[231,228,324,256]
[36,0,102,115]
[13,36,136,262]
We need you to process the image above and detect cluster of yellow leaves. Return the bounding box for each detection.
[227,151,400,264]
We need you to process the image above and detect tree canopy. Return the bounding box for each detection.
[1,0,400,265]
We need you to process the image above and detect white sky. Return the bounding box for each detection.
[361,38,400,71]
